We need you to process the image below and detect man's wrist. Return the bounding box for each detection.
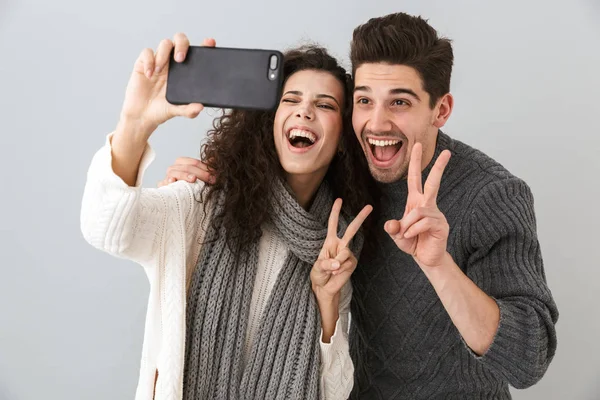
[419,252,462,289]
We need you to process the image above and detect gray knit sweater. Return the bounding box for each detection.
[349,132,558,399]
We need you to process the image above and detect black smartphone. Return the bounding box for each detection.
[166,46,284,111]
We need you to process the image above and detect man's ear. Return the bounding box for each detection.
[433,93,454,128]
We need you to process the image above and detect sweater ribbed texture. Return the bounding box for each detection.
[349,131,558,400]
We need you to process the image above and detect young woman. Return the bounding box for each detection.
[81,34,374,400]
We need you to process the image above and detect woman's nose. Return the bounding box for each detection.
[295,106,314,120]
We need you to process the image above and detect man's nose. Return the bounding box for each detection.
[367,105,393,133]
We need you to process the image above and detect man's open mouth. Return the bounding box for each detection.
[368,137,403,163]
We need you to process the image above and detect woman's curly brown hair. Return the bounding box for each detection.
[200,45,379,254]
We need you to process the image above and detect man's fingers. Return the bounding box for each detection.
[340,204,373,248]
[166,165,213,183]
[157,177,178,188]
[170,157,214,175]
[173,32,191,62]
[166,169,198,183]
[407,142,424,195]
[386,207,447,240]
[399,207,433,231]
[424,149,451,206]
[174,157,209,168]
[398,207,441,237]
[384,219,402,236]
[403,217,444,239]
[327,198,343,240]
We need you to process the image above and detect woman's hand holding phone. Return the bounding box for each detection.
[110,34,215,186]
[119,34,215,139]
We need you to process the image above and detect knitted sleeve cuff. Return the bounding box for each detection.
[465,297,553,389]
[319,313,354,399]
[100,132,155,188]
[319,313,350,368]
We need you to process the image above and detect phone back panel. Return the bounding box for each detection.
[166,46,284,110]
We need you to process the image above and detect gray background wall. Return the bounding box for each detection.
[0,0,598,398]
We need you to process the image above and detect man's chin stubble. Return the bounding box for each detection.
[368,164,407,184]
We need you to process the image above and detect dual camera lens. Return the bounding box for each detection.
[268,54,279,81]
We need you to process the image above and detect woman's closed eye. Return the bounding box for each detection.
[317,103,336,110]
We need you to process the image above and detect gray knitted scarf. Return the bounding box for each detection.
[183,178,362,400]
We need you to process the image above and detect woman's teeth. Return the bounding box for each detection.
[288,129,317,148]
[289,129,316,144]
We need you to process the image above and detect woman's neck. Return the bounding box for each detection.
[285,169,328,210]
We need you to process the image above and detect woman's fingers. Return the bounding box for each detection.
[334,247,353,265]
[170,103,204,119]
[154,39,174,74]
[333,250,357,276]
[340,204,373,248]
[173,32,191,62]
[201,37,216,47]
[318,258,341,273]
[326,199,343,240]
[136,48,155,79]
[331,259,356,276]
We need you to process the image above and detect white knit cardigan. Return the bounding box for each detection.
[80,135,354,400]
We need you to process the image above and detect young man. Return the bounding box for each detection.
[346,13,557,399]
[160,12,558,399]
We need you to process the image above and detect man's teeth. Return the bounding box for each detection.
[289,129,316,144]
[367,138,401,147]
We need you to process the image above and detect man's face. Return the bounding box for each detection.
[352,63,447,183]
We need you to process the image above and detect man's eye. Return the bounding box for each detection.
[357,98,369,104]
[394,99,408,106]
[282,98,298,103]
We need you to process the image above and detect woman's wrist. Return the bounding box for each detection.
[116,116,156,144]
[314,292,340,343]
[110,117,156,186]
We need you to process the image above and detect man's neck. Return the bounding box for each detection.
[421,129,441,171]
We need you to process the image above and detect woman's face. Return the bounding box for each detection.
[273,69,345,180]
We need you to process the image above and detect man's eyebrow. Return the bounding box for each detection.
[354,86,371,93]
[389,88,420,101]
[353,86,421,101]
